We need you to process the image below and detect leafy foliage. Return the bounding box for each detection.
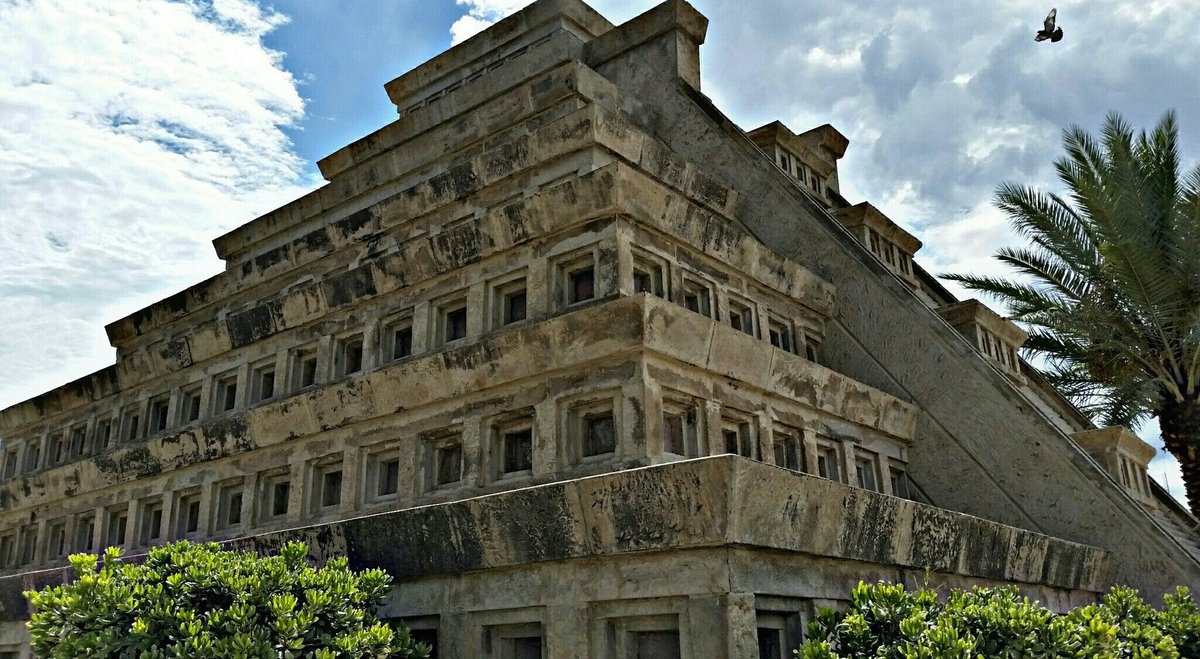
[798,581,1200,659]
[943,111,1200,429]
[24,541,430,659]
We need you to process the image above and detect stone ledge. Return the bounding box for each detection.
[583,0,707,89]
[382,0,612,115]
[0,456,1108,622]
[936,299,1027,347]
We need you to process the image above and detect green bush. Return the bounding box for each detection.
[798,581,1200,659]
[24,540,430,659]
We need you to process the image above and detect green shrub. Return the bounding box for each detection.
[798,581,1200,658]
[24,540,430,659]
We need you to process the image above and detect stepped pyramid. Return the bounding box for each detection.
[1,1,1197,656]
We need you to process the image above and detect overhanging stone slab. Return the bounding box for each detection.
[0,456,1106,622]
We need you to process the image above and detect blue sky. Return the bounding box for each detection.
[260,1,462,174]
[1,0,1197,499]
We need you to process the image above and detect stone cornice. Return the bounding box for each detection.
[0,457,1108,622]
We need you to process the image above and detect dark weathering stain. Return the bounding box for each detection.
[909,506,963,573]
[362,165,380,188]
[529,71,559,98]
[323,267,377,309]
[63,469,81,497]
[375,253,409,290]
[603,470,695,551]
[226,299,283,349]
[960,520,1011,578]
[486,484,576,562]
[309,523,343,558]
[691,170,730,210]
[430,222,483,273]
[544,112,591,145]
[162,290,189,317]
[484,137,529,180]
[1041,541,1088,587]
[838,490,898,564]
[199,417,254,460]
[347,504,486,579]
[316,383,373,432]
[93,446,163,480]
[428,162,480,202]
[503,200,532,243]
[66,366,119,402]
[301,227,334,255]
[252,244,291,275]
[131,307,155,337]
[0,568,66,620]
[334,207,375,239]
[159,337,193,370]
[223,522,344,562]
[628,396,646,452]
[646,142,687,189]
[440,334,505,374]
[775,371,820,408]
[699,209,742,254]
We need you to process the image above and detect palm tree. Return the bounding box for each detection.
[944,111,1200,514]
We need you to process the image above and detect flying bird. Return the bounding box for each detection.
[1035,8,1064,42]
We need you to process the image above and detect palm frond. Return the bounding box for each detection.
[1171,166,1200,385]
[993,247,1093,302]
[1039,359,1154,427]
[1135,110,1180,238]
[1022,328,1088,359]
[944,111,1198,421]
[938,272,1068,320]
[994,184,1102,275]
[1087,116,1183,372]
[1173,164,1200,278]
[1098,377,1156,428]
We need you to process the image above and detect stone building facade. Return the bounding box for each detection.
[1,1,1198,657]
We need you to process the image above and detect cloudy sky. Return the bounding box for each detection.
[1,0,1196,498]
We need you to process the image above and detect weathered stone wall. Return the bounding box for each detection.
[579,0,1200,596]
[0,458,1105,658]
[0,0,1189,655]
[1,45,868,581]
[0,296,914,577]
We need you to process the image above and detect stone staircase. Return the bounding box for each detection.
[1149,507,1200,563]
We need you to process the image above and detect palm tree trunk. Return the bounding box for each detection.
[1160,397,1200,517]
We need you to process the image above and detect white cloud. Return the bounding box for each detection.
[0,0,315,410]
[964,124,1038,163]
[803,45,863,70]
[450,0,536,44]
[447,0,653,45]
[210,0,288,34]
[449,14,496,45]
